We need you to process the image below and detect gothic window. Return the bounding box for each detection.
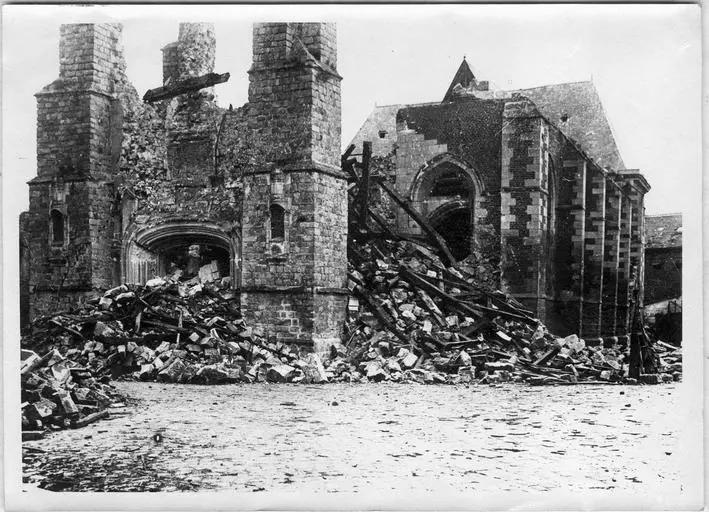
[50,209,65,245]
[270,204,285,240]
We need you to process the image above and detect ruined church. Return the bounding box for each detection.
[21,21,649,349]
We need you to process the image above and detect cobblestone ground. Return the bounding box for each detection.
[23,382,684,494]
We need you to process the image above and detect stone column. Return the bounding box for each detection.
[581,169,606,337]
[601,178,622,336]
[499,100,550,317]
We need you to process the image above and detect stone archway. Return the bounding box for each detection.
[409,154,485,261]
[122,221,240,286]
[429,201,474,261]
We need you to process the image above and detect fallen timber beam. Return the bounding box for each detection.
[347,272,409,343]
[376,179,457,267]
[143,72,230,103]
[357,141,372,227]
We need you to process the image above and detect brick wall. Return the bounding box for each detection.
[241,22,347,349]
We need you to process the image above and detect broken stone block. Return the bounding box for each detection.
[195,364,230,384]
[145,277,166,288]
[457,365,475,383]
[400,351,418,369]
[599,370,611,381]
[385,359,402,373]
[484,361,515,373]
[138,364,155,380]
[266,365,296,383]
[126,341,138,353]
[157,359,187,383]
[300,354,328,383]
[155,341,171,353]
[458,350,472,366]
[115,291,136,302]
[58,393,79,416]
[495,370,511,382]
[94,321,115,338]
[50,361,71,383]
[25,399,57,420]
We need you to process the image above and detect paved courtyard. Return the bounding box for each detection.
[23,382,686,497]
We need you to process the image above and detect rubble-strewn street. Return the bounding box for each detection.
[23,381,683,494]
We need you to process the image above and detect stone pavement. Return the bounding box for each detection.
[23,382,684,495]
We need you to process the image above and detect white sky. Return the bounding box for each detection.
[1,4,701,221]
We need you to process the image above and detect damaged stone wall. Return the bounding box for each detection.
[241,22,348,352]
[384,91,648,340]
[25,24,135,319]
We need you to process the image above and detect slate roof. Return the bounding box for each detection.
[513,81,625,171]
[645,214,682,249]
[350,64,628,172]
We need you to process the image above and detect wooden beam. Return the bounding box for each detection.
[358,141,372,228]
[143,72,230,103]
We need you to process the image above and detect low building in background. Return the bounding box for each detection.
[643,213,682,344]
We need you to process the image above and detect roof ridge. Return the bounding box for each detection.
[512,79,593,92]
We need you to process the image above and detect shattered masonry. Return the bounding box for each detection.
[21,22,347,353]
[20,22,649,349]
[350,59,650,341]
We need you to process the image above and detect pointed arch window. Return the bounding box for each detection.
[50,209,65,245]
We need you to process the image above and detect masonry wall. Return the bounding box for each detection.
[499,100,549,316]
[644,248,681,304]
[241,22,347,351]
[25,23,131,320]
[395,98,505,261]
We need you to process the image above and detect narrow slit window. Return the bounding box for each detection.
[270,204,285,240]
[51,209,65,244]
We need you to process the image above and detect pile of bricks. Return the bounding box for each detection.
[21,273,331,393]
[338,238,679,385]
[21,348,125,438]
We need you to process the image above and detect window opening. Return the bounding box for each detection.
[270,204,285,240]
[50,209,65,244]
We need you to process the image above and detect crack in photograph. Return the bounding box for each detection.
[2,3,704,511]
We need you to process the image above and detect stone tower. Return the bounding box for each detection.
[25,24,130,317]
[240,23,348,353]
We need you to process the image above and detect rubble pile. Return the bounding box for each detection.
[22,273,330,391]
[21,347,126,438]
[338,237,668,385]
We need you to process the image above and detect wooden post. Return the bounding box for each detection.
[358,141,372,229]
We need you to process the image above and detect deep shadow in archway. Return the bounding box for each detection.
[431,208,472,261]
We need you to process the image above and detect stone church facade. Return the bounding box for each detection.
[20,22,649,346]
[20,22,348,352]
[351,60,649,339]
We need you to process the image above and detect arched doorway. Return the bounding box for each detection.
[410,154,484,261]
[123,221,239,286]
[429,202,473,261]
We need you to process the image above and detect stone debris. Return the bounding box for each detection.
[21,232,676,437]
[22,274,339,396]
[21,348,124,434]
[336,238,670,386]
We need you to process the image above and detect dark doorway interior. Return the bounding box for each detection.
[161,243,230,278]
[431,208,472,261]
